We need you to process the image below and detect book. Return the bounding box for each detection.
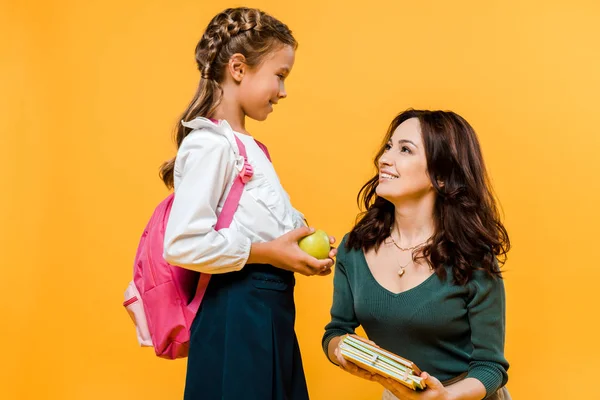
[339,335,426,390]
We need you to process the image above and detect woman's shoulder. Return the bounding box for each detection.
[462,266,505,301]
[337,233,351,258]
[336,232,365,266]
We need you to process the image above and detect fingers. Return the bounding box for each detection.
[287,226,315,241]
[381,377,411,398]
[277,227,338,276]
[328,247,337,259]
[421,371,443,389]
[328,236,337,260]
[304,255,333,270]
[334,346,348,368]
[296,260,331,276]
[335,339,376,382]
[295,263,330,277]
[344,361,376,381]
[296,268,314,277]
[343,361,358,373]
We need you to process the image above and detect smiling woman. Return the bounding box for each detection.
[323,109,511,400]
[376,118,434,206]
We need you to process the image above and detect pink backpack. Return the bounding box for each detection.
[123,128,271,359]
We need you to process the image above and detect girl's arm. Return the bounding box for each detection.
[163,131,250,274]
[164,129,335,276]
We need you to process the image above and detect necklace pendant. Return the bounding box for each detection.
[397,267,405,277]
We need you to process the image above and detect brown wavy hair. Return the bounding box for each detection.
[347,109,510,285]
[159,7,298,188]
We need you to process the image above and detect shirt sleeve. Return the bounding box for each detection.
[322,239,360,363]
[163,130,251,274]
[466,270,510,397]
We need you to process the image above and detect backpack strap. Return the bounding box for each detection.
[187,135,252,314]
[215,135,251,230]
[254,139,272,162]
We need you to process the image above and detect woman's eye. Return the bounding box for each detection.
[401,146,412,154]
[384,143,392,151]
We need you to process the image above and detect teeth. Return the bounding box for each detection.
[381,173,398,179]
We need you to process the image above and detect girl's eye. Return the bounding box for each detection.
[384,143,392,151]
[401,146,412,154]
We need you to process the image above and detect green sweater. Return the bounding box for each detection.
[322,235,509,397]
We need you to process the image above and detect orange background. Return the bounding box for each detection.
[2,0,599,399]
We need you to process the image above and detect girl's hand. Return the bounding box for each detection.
[374,372,449,400]
[317,234,338,276]
[250,227,336,276]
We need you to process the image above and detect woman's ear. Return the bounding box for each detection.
[228,53,247,82]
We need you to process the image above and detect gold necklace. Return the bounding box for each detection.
[396,258,412,277]
[389,235,431,277]
[389,235,429,252]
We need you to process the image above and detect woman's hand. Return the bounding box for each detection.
[332,334,379,381]
[249,227,337,276]
[374,372,450,400]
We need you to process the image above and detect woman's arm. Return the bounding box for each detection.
[322,244,360,362]
[464,270,509,396]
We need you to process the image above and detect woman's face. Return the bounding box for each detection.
[375,118,434,203]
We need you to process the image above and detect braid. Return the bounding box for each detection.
[196,8,263,80]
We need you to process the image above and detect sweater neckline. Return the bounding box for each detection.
[358,249,437,297]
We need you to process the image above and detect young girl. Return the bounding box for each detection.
[160,7,336,400]
[323,110,511,400]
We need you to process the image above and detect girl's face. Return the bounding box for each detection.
[376,118,435,203]
[238,45,295,121]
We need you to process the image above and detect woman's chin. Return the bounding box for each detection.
[375,186,394,202]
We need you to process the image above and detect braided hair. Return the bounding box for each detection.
[160,7,297,188]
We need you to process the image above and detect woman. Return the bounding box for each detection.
[322,109,511,399]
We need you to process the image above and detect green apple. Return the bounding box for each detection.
[298,229,331,259]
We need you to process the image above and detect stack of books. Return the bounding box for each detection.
[340,335,426,390]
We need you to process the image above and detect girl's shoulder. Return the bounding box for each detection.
[179,118,240,157]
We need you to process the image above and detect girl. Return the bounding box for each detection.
[160,7,336,400]
[322,110,511,400]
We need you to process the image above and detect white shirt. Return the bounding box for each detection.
[163,118,305,274]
